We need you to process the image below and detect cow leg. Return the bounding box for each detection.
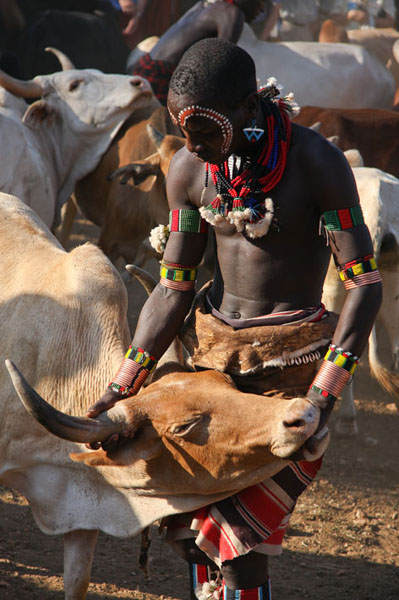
[63,529,99,600]
[334,382,359,436]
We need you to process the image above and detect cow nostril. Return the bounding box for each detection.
[283,418,306,429]
[130,77,143,87]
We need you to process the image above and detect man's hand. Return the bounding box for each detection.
[86,388,130,450]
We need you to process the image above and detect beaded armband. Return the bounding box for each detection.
[149,210,207,254]
[108,345,158,397]
[338,254,382,290]
[169,209,208,234]
[160,260,197,291]
[310,344,359,401]
[322,206,364,231]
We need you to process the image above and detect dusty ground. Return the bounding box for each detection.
[1,212,398,599]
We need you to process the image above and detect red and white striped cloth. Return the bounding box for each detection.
[167,457,323,566]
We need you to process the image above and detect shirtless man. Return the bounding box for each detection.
[129,0,269,104]
[88,38,382,598]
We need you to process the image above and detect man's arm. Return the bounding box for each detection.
[306,140,382,419]
[87,149,207,420]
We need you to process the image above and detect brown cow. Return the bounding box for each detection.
[73,103,182,267]
[293,105,399,179]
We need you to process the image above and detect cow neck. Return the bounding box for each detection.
[200,98,291,239]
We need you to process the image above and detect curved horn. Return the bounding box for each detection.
[45,47,75,71]
[147,123,165,149]
[5,360,126,443]
[125,264,157,296]
[0,70,42,98]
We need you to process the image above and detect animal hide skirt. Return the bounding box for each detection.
[131,53,176,105]
[165,283,338,566]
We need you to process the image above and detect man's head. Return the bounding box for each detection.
[168,38,259,163]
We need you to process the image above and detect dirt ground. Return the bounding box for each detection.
[1,213,398,599]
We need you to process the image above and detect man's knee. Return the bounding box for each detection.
[172,538,217,567]
[221,551,269,589]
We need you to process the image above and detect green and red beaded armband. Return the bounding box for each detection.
[310,344,359,400]
[169,209,208,233]
[322,206,364,231]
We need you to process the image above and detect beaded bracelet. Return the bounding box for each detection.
[338,255,382,290]
[310,344,359,400]
[160,260,197,291]
[108,345,158,397]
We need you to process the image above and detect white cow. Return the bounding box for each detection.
[0,50,156,230]
[238,24,396,109]
[323,163,399,434]
[0,193,327,599]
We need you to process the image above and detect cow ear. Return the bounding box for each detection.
[23,100,57,129]
[70,439,162,467]
[107,160,161,186]
[70,450,122,466]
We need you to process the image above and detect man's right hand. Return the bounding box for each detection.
[85,388,128,450]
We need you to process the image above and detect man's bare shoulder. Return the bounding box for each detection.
[166,145,205,210]
[290,122,359,210]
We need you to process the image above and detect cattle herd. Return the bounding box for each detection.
[0,2,398,599]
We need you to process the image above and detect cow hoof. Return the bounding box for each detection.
[334,417,359,436]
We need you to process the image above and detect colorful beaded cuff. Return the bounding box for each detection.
[324,344,359,375]
[311,361,352,399]
[108,346,158,397]
[338,255,378,281]
[160,260,197,291]
[323,206,364,231]
[169,209,208,234]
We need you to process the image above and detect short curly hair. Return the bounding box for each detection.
[168,38,257,108]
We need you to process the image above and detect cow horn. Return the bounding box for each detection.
[45,47,75,71]
[147,124,165,149]
[309,121,321,132]
[125,264,157,295]
[5,360,126,443]
[0,70,42,98]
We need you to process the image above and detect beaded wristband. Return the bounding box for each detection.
[108,345,158,397]
[169,209,208,234]
[310,344,359,400]
[160,260,197,291]
[322,206,364,231]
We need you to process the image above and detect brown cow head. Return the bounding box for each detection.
[6,360,329,495]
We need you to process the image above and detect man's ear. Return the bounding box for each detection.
[23,100,57,129]
[243,91,259,118]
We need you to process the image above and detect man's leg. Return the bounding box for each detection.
[221,552,271,599]
[173,539,271,599]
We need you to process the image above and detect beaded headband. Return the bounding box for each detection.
[170,105,234,155]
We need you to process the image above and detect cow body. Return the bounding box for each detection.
[1,193,326,599]
[74,104,182,265]
[0,67,153,229]
[323,166,399,433]
[293,106,399,179]
[238,24,395,109]
[0,1,129,78]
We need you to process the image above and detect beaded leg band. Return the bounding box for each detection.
[310,344,359,402]
[222,579,272,600]
[160,260,197,291]
[108,345,158,397]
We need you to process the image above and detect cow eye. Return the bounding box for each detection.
[170,416,202,437]
[69,79,82,92]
